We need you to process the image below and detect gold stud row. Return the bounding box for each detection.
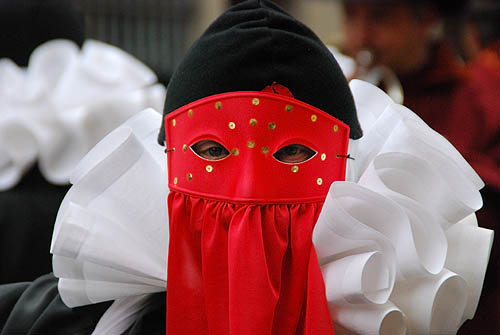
[174,173,323,186]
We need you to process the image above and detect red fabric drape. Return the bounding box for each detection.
[166,191,334,334]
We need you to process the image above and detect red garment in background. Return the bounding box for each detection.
[400,43,500,190]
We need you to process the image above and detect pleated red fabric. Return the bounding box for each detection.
[166,192,334,334]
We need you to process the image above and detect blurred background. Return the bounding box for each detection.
[74,0,344,84]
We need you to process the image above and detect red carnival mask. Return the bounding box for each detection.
[164,90,350,203]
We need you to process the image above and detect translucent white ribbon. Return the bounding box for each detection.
[91,295,152,335]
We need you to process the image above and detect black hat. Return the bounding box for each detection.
[0,0,85,67]
[158,0,362,144]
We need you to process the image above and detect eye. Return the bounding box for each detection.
[273,144,316,164]
[191,140,230,161]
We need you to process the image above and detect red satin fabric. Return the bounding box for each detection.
[166,191,334,334]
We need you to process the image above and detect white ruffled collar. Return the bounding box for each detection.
[50,82,493,335]
[0,39,166,191]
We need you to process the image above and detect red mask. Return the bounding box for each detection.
[164,89,349,334]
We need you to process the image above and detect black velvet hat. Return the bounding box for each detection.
[158,0,362,144]
[0,0,85,67]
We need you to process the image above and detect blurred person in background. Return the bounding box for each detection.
[0,0,84,284]
[456,0,500,333]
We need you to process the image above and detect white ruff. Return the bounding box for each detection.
[0,39,166,190]
[51,82,493,335]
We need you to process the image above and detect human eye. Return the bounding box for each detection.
[191,140,230,161]
[273,144,316,164]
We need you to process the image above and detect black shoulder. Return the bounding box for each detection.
[0,273,111,335]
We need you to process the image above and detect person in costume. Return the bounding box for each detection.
[0,1,493,334]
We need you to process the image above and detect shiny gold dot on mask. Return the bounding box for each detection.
[317,178,323,185]
[182,144,188,152]
[252,98,260,106]
[249,118,257,126]
[311,114,317,122]
[215,101,222,110]
[232,148,240,156]
[228,122,236,130]
[248,141,255,148]
[187,173,193,181]
[321,153,326,161]
[262,146,269,154]
[333,124,339,132]
[206,165,213,173]
[172,119,177,127]
[268,122,276,130]
[174,177,178,185]
[188,109,193,117]
[291,166,299,173]
[285,104,293,112]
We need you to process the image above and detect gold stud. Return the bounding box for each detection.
[262,146,269,154]
[252,98,260,106]
[173,177,178,185]
[285,104,293,112]
[232,148,240,156]
[228,122,236,130]
[215,101,222,110]
[248,141,255,148]
[333,124,339,132]
[188,109,193,117]
[172,119,176,127]
[249,118,257,126]
[268,122,276,130]
[317,178,323,186]
[206,165,213,173]
[321,153,326,161]
[291,166,299,173]
[182,144,188,152]
[187,173,193,181]
[311,114,317,122]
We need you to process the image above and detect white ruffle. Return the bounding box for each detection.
[50,81,492,335]
[0,39,166,190]
[51,109,168,335]
[314,80,493,334]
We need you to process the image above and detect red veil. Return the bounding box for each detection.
[164,91,350,334]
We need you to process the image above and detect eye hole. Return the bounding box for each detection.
[191,140,230,161]
[273,144,316,164]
